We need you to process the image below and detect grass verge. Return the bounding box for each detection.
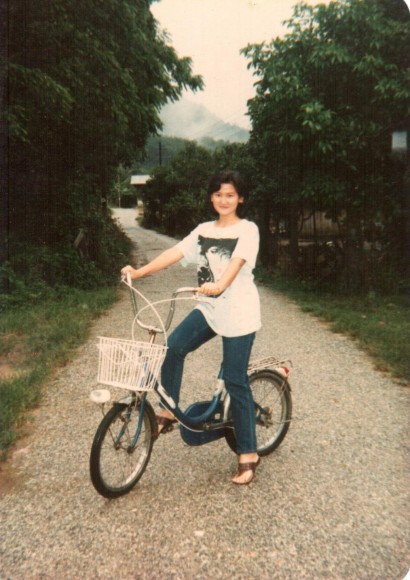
[257,269,410,383]
[0,286,117,457]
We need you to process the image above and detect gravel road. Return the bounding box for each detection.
[0,208,409,580]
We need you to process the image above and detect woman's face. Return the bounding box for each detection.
[210,183,244,218]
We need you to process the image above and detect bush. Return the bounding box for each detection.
[1,205,133,308]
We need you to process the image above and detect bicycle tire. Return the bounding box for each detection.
[224,369,292,456]
[90,399,156,498]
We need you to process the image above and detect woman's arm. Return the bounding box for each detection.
[121,247,184,280]
[198,257,245,296]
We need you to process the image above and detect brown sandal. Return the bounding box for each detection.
[155,415,177,438]
[232,457,260,485]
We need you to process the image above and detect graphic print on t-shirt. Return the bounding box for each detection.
[197,235,238,286]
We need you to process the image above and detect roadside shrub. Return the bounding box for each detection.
[1,210,132,309]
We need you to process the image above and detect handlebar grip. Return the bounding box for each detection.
[175,286,197,294]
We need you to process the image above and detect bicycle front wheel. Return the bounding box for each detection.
[90,399,156,498]
[225,370,292,456]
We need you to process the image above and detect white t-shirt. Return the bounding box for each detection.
[176,219,261,337]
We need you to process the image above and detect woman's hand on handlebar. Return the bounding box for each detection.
[196,282,223,296]
[121,265,140,280]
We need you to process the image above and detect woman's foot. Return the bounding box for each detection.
[156,411,177,437]
[232,453,260,485]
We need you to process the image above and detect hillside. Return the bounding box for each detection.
[160,99,249,143]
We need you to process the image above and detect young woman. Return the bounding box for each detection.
[121,171,261,485]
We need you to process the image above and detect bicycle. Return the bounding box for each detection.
[89,275,292,499]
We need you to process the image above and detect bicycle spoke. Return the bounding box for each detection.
[225,370,292,456]
[90,402,155,498]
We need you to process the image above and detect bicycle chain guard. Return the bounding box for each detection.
[179,401,227,446]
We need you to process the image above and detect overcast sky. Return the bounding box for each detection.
[152,0,410,129]
[151,0,330,129]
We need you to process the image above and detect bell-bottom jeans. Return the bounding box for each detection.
[161,308,257,454]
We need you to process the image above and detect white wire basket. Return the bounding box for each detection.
[97,336,167,392]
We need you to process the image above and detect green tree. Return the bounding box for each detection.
[0,0,8,291]
[5,0,202,288]
[141,140,259,238]
[243,0,410,290]
[133,135,192,173]
[110,164,137,208]
[142,142,213,236]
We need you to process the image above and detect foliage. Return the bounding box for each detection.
[132,135,252,175]
[7,0,203,190]
[140,141,257,237]
[243,0,410,289]
[1,203,133,308]
[109,164,137,208]
[133,135,194,173]
[4,0,203,292]
[257,267,410,381]
[142,142,212,236]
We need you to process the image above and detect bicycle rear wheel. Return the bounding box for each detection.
[225,369,292,456]
[90,398,156,498]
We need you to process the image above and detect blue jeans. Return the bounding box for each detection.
[161,309,257,454]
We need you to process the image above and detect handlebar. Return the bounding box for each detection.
[163,286,198,332]
[122,274,197,335]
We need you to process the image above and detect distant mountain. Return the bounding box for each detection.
[160,100,249,143]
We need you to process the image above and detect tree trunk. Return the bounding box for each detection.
[344,208,368,293]
[258,202,276,267]
[288,205,299,276]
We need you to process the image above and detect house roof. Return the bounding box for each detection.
[130,174,150,186]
